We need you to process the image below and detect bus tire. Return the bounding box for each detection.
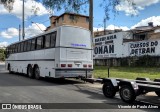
[34,66,40,80]
[102,82,116,98]
[27,65,34,78]
[155,91,160,97]
[119,85,136,103]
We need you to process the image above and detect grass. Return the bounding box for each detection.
[93,66,160,80]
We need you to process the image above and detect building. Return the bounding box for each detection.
[93,22,160,67]
[45,13,89,31]
[131,22,160,41]
[94,29,122,37]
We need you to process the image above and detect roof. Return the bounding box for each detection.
[132,26,160,34]
[50,12,89,20]
[8,25,90,46]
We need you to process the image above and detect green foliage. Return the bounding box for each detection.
[94,66,160,80]
[1,0,135,20]
[39,0,89,14]
[40,0,134,19]
[0,0,14,11]
[0,48,5,61]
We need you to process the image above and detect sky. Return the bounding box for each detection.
[0,0,160,47]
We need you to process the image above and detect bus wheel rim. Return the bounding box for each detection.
[122,88,131,100]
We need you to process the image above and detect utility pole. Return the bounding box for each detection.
[104,18,106,35]
[19,25,21,41]
[89,0,93,36]
[22,0,25,40]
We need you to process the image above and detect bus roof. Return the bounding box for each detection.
[8,25,90,47]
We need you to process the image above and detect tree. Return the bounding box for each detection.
[0,48,5,61]
[0,0,14,11]
[0,0,135,35]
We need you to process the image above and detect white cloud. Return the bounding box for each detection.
[131,16,160,29]
[0,42,9,47]
[0,28,19,39]
[0,23,46,39]
[94,24,129,32]
[0,0,48,19]
[106,25,129,31]
[25,23,46,38]
[116,0,160,16]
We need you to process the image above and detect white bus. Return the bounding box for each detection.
[5,25,93,79]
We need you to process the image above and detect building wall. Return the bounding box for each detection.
[46,14,89,31]
[57,14,89,29]
[94,29,122,37]
[148,32,160,40]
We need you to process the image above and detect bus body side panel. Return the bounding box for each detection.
[42,48,56,77]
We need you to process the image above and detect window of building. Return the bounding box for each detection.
[86,18,89,23]
[57,19,59,23]
[69,15,75,20]
[45,34,51,48]
[53,22,56,27]
[61,16,64,21]
[50,32,56,47]
[31,39,36,51]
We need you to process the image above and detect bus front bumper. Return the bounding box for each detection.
[55,68,93,78]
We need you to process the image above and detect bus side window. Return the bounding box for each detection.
[42,36,45,49]
[5,48,8,58]
[18,43,21,53]
[15,44,17,53]
[23,41,27,52]
[45,34,51,48]
[36,37,42,50]
[27,40,32,51]
[8,46,10,54]
[16,44,18,53]
[10,45,12,54]
[12,45,15,53]
[31,39,36,51]
[20,42,24,52]
[51,32,56,47]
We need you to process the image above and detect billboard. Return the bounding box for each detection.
[93,32,130,59]
[128,40,160,56]
[93,32,160,59]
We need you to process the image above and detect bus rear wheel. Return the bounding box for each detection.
[27,65,34,78]
[34,66,40,80]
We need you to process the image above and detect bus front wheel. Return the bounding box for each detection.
[27,65,34,78]
[34,66,40,80]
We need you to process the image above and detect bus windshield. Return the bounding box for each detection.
[60,26,92,49]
